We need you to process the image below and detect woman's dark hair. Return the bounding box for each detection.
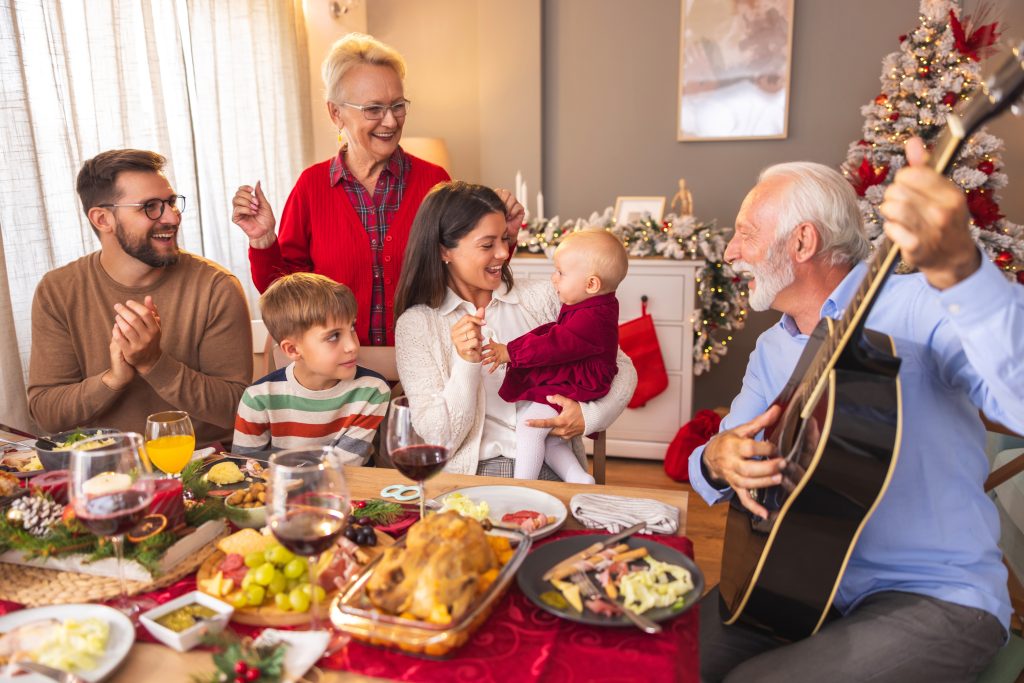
[394,181,514,318]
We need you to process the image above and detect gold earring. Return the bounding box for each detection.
[337,129,343,143]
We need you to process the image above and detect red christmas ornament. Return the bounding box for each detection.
[941,91,958,106]
[234,662,248,675]
[889,113,900,122]
[966,189,1004,229]
[858,139,870,147]
[978,160,995,174]
[898,34,908,43]
[949,9,1000,62]
[874,94,888,105]
[917,65,931,78]
[1016,271,1024,285]
[850,158,890,197]
[995,250,1014,269]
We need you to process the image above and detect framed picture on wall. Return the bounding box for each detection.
[677,0,794,141]
[613,196,666,225]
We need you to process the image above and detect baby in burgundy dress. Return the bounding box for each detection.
[483,230,628,483]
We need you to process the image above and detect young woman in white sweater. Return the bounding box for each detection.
[393,182,637,478]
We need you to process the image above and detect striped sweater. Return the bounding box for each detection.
[232,364,390,464]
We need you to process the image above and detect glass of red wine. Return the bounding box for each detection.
[385,394,453,519]
[267,446,350,633]
[69,432,155,621]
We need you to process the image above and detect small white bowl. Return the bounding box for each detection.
[140,590,234,652]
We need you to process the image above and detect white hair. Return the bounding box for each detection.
[758,162,870,266]
[321,33,406,103]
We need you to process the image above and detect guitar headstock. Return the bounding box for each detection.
[932,41,1024,173]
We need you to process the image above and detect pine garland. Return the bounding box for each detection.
[194,632,287,683]
[517,210,751,374]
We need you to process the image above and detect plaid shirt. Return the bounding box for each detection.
[329,147,409,346]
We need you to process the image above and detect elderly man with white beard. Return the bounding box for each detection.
[690,139,1024,682]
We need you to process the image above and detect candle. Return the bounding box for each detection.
[521,181,528,216]
[515,170,523,205]
[536,191,545,220]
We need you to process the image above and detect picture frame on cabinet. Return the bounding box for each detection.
[613,196,666,225]
[677,0,794,141]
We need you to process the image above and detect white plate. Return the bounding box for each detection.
[434,485,568,539]
[0,604,135,682]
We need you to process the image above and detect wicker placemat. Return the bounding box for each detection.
[0,528,227,607]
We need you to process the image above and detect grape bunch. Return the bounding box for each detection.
[232,543,326,612]
[344,521,377,547]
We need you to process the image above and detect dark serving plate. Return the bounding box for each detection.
[197,452,269,496]
[34,428,116,472]
[516,535,704,628]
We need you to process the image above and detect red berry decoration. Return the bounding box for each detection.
[874,94,888,105]
[353,500,366,509]
[898,34,907,43]
[889,113,900,121]
[917,65,930,78]
[245,668,261,682]
[995,250,1013,269]
[978,160,995,174]
[234,678,245,683]
[941,91,958,106]
[234,662,248,675]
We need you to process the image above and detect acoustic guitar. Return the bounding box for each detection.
[717,42,1024,642]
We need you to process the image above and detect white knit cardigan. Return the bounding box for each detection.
[395,279,638,476]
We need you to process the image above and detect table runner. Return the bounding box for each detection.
[0,531,699,683]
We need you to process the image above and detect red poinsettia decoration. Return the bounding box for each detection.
[949,9,1000,62]
[850,158,889,197]
[966,189,1004,229]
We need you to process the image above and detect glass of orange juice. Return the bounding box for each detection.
[145,411,196,477]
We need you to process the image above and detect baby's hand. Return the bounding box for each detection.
[481,342,510,374]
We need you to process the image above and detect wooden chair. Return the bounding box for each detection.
[591,431,607,485]
[355,347,401,469]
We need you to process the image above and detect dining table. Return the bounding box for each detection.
[2,449,725,682]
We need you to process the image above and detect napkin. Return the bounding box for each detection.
[253,629,332,682]
[569,493,680,535]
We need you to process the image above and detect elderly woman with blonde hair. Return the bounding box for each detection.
[232,33,523,346]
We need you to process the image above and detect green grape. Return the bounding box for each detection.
[274,592,292,611]
[283,557,307,579]
[253,563,276,586]
[286,577,300,592]
[289,587,311,612]
[245,584,266,607]
[228,591,249,609]
[300,583,327,602]
[266,545,295,566]
[244,551,265,568]
[241,572,255,590]
[268,571,287,596]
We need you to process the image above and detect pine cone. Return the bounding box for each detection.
[9,495,64,537]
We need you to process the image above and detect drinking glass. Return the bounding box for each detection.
[144,411,195,477]
[267,446,350,632]
[385,395,453,519]
[69,432,155,621]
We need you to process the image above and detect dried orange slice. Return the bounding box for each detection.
[127,513,168,542]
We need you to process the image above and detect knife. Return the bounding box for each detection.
[542,520,647,581]
[12,660,86,683]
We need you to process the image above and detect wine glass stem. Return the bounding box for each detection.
[112,534,129,601]
[418,480,426,519]
[308,555,320,632]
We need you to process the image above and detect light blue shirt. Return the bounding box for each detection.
[689,255,1024,629]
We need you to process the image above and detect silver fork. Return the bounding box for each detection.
[12,660,87,683]
[571,572,662,634]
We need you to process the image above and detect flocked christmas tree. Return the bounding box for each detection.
[841,0,1024,284]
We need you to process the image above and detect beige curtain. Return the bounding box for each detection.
[0,0,313,433]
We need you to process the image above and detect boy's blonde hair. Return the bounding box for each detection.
[259,273,357,342]
[557,230,629,292]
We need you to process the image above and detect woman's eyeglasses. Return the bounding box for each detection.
[340,99,410,121]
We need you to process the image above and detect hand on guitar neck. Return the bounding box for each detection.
[701,405,783,520]
[879,137,981,291]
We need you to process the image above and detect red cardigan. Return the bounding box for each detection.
[248,153,450,345]
[498,293,620,410]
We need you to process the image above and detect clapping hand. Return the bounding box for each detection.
[113,296,162,374]
[451,307,486,363]
[231,180,277,249]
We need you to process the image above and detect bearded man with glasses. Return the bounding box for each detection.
[27,149,252,447]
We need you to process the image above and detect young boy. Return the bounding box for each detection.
[233,273,390,464]
[483,229,628,483]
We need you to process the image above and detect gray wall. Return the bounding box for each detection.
[543,0,1024,414]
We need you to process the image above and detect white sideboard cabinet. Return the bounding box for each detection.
[511,255,702,460]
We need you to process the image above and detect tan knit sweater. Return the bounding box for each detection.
[28,251,252,447]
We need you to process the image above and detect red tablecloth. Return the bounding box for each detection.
[0,531,699,683]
